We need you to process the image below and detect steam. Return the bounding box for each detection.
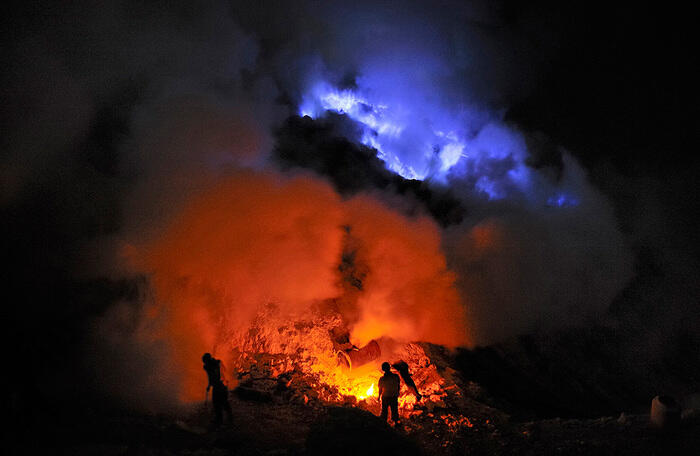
[343,196,469,347]
[131,171,470,400]
[4,0,642,409]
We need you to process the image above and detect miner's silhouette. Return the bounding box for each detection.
[392,360,422,401]
[377,362,401,423]
[202,353,232,427]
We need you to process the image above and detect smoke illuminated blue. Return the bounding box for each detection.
[547,193,579,208]
[300,82,466,181]
[299,80,578,206]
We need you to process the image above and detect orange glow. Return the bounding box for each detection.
[345,196,471,348]
[130,170,470,402]
[470,221,502,251]
[359,383,374,400]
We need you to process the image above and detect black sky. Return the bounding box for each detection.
[2,0,698,426]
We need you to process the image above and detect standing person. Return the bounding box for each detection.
[202,353,232,427]
[377,362,401,424]
[392,360,422,401]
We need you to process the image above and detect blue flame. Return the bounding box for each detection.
[547,193,579,208]
[299,80,578,207]
[300,81,467,181]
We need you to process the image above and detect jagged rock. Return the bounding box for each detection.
[346,340,381,368]
[234,386,273,403]
[681,408,700,422]
[682,392,700,422]
[650,395,680,428]
[617,412,629,425]
[305,407,421,456]
[174,420,207,435]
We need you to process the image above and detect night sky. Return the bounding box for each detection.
[2,0,698,440]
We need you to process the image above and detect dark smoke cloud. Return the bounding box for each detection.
[231,0,549,110]
[2,0,279,412]
[445,188,632,344]
[3,0,696,413]
[273,114,466,226]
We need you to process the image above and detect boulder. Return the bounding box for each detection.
[234,386,273,403]
[345,340,381,369]
[650,395,680,428]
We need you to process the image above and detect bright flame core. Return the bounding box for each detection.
[365,383,375,398]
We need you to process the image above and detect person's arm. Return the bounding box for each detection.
[205,366,212,391]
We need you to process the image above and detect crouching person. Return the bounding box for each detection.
[378,362,401,424]
[202,353,232,427]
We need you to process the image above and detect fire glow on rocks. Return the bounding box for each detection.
[133,170,470,402]
[229,306,383,403]
[228,303,447,414]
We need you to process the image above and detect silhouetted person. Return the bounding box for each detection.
[202,353,232,427]
[392,360,422,401]
[377,362,401,423]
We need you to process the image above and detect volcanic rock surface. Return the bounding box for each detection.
[45,337,700,455]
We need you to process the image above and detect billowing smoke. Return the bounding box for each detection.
[130,171,344,400]
[257,0,635,345]
[342,195,469,348]
[4,0,657,411]
[129,170,469,400]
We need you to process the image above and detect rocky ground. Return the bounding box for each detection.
[13,338,699,455]
[40,391,698,456]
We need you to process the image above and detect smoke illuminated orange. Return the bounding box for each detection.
[131,170,470,402]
